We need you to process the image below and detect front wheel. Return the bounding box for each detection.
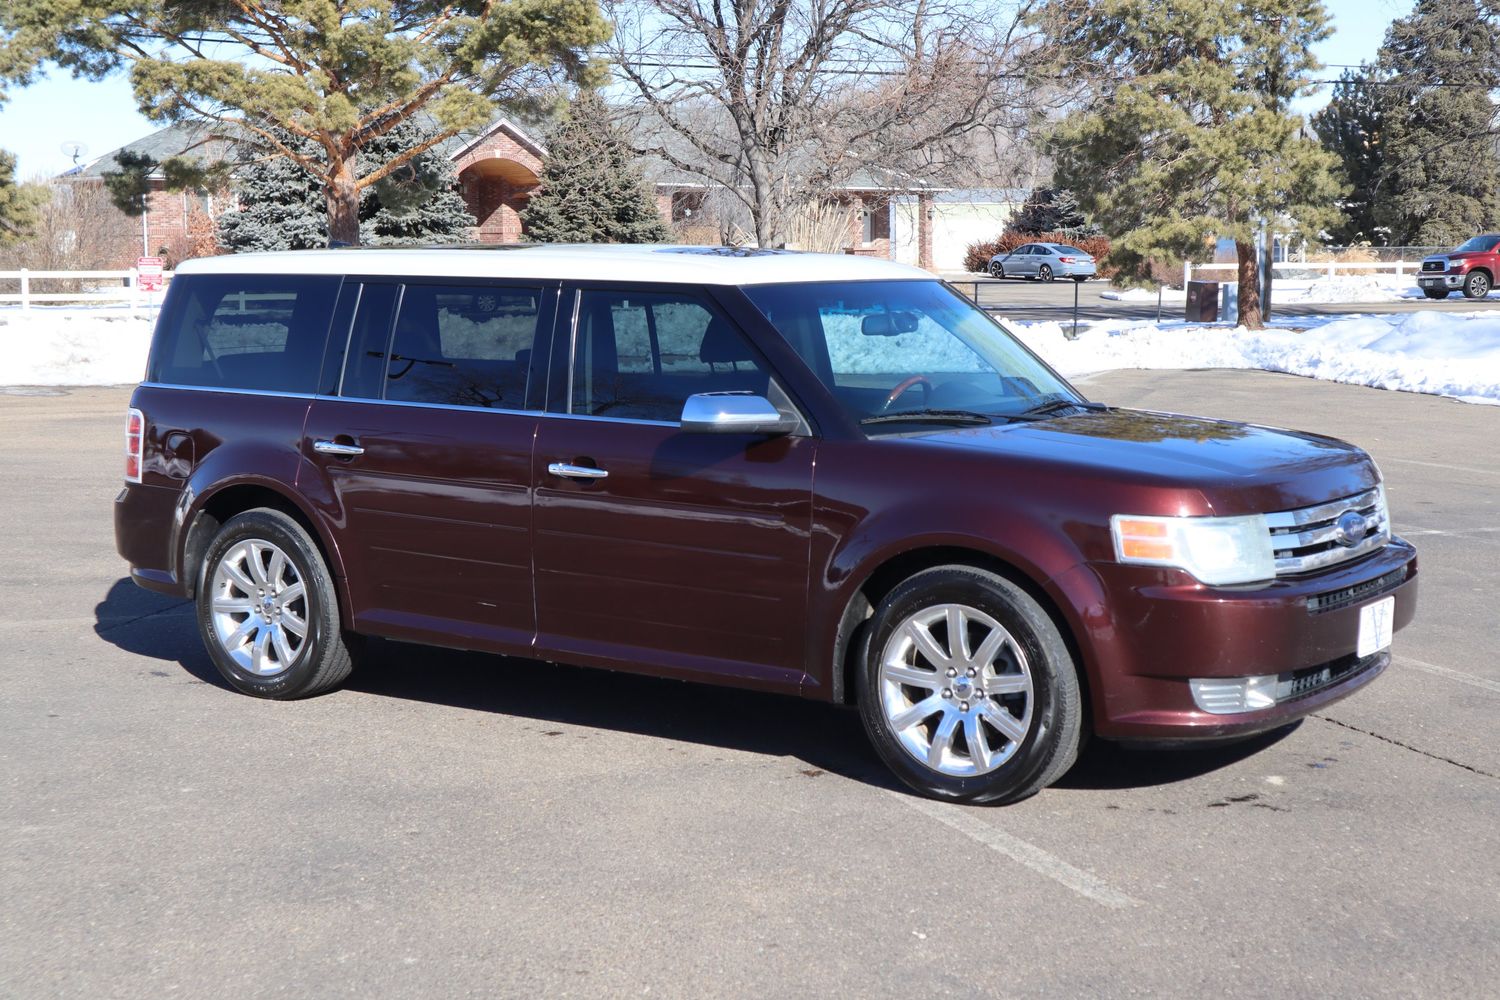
[197,508,355,699]
[856,566,1083,805]
[1464,271,1491,299]
[989,262,1005,279]
[1038,264,1054,282]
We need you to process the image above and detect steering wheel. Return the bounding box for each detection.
[882,375,933,411]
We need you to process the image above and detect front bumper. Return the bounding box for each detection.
[1418,272,1464,289]
[1051,537,1418,740]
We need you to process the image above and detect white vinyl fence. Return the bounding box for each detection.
[0,269,174,311]
[1183,256,1432,286]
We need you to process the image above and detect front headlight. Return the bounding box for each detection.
[1110,513,1275,586]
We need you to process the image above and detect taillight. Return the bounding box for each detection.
[125,408,144,483]
[1057,256,1076,263]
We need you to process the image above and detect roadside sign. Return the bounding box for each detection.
[136,256,165,292]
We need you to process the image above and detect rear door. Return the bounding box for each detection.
[300,279,555,652]
[529,284,816,693]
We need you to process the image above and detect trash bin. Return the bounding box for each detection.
[1184,280,1219,322]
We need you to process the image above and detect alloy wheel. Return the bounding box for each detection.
[209,538,308,676]
[878,603,1034,777]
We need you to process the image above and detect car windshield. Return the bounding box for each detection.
[1454,236,1500,253]
[741,279,1081,432]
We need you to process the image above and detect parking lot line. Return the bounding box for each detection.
[891,791,1141,909]
[1383,457,1500,478]
[1396,655,1500,696]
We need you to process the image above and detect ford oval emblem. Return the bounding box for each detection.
[1333,510,1367,547]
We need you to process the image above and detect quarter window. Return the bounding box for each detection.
[147,274,340,392]
[570,290,770,422]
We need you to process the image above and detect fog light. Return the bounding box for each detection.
[1189,675,1278,715]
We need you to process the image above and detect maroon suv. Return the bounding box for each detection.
[115,246,1418,804]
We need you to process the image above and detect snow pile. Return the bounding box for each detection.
[1276,273,1418,304]
[3,309,155,386]
[1009,311,1500,405]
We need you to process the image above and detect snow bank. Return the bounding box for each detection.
[2,309,155,386]
[1009,311,1500,405]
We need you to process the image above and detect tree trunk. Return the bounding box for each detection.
[326,157,360,247]
[1235,240,1263,328]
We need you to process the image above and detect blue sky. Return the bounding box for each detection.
[0,0,1410,180]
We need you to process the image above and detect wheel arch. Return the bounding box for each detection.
[179,479,349,621]
[827,545,1093,732]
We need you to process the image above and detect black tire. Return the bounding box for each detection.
[856,565,1083,805]
[196,508,354,700]
[1038,264,1054,282]
[990,261,1005,279]
[1463,270,1491,299]
[1423,289,1449,300]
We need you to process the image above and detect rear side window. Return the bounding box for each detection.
[343,283,543,409]
[148,274,340,392]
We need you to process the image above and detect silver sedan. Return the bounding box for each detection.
[988,243,1097,282]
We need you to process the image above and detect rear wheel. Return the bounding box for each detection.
[1423,289,1450,300]
[1038,264,1054,282]
[1464,271,1491,299]
[197,508,354,699]
[856,565,1083,804]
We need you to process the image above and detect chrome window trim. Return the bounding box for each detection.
[321,395,542,417]
[139,382,320,401]
[538,410,680,429]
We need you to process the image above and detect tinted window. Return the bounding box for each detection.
[570,289,770,422]
[1054,245,1086,255]
[342,283,542,409]
[1455,235,1500,253]
[148,274,340,392]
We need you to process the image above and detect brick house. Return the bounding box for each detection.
[68,117,938,267]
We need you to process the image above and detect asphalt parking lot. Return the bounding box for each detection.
[2,375,1497,998]
[942,273,1500,323]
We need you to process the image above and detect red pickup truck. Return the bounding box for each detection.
[1418,234,1500,299]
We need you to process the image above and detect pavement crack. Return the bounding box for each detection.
[95,600,193,636]
[1314,714,1500,780]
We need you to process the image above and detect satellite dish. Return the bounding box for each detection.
[59,140,89,165]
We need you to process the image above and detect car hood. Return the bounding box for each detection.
[906,407,1377,515]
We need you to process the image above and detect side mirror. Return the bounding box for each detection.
[680,392,799,435]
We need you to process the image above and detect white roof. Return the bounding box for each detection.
[174,245,933,285]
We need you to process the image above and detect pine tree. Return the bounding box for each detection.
[1,2,610,246]
[1040,0,1344,327]
[0,150,43,244]
[1370,0,1500,246]
[1312,69,1387,245]
[218,120,476,253]
[1012,188,1098,237]
[522,92,672,244]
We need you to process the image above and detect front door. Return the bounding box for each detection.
[530,286,816,692]
[301,280,554,652]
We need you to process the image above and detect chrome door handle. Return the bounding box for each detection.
[313,439,365,457]
[548,462,608,480]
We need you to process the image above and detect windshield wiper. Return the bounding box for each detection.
[1015,397,1100,418]
[860,409,993,427]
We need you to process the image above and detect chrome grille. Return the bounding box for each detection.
[1264,487,1390,576]
[1421,259,1446,272]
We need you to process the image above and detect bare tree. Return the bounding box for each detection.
[0,179,140,271]
[608,0,1046,248]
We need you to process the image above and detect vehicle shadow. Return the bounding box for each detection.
[93,576,1297,797]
